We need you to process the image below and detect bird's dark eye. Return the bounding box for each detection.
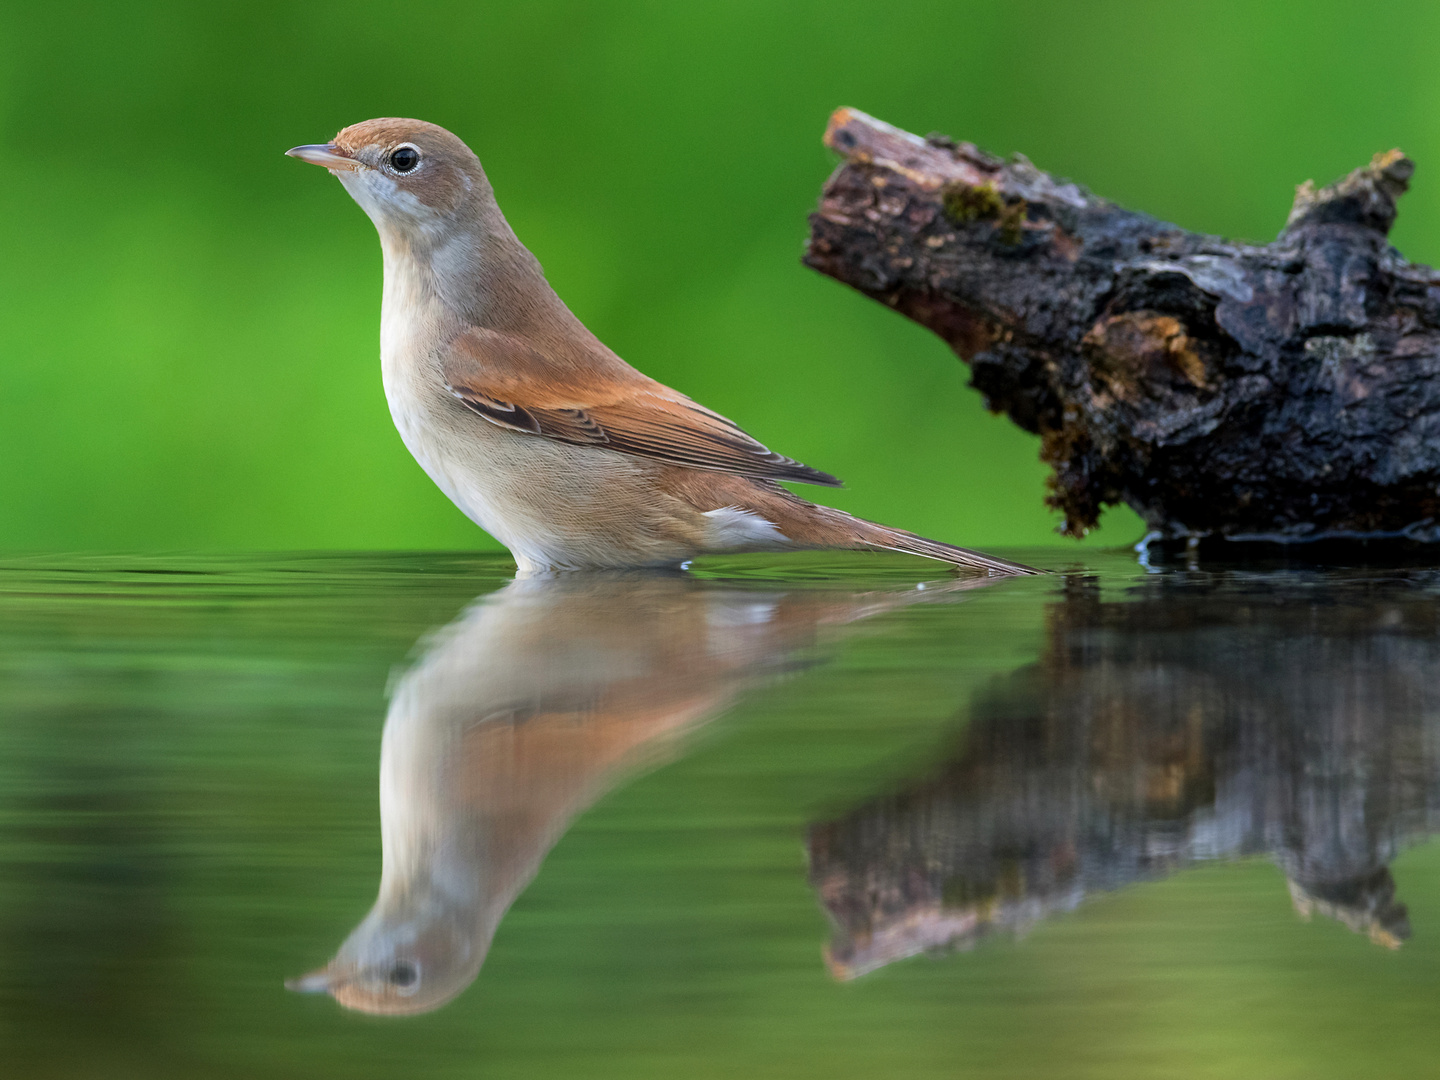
[389,147,420,173]
[388,961,419,988]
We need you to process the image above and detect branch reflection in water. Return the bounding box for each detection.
[810,570,1440,979]
[288,568,988,1014]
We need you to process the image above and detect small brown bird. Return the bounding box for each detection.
[286,119,1036,575]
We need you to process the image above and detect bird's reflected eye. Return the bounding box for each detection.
[389,147,420,173]
[388,960,420,990]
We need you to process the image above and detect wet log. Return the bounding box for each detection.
[804,108,1440,544]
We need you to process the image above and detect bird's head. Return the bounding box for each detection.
[286,902,485,1016]
[287,118,489,244]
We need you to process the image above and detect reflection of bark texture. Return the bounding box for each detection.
[292,571,981,1014]
[809,573,1440,978]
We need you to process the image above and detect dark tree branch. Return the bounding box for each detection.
[804,108,1440,543]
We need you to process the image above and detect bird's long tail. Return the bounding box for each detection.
[845,516,1041,575]
[858,524,1042,575]
[757,494,1043,576]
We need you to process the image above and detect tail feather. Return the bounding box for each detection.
[798,502,1042,576]
[861,524,1043,576]
[687,477,1045,576]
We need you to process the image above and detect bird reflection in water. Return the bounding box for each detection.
[809,571,1440,978]
[288,568,986,1014]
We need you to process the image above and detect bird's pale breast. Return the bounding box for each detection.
[378,290,707,570]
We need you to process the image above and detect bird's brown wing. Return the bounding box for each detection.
[440,330,842,488]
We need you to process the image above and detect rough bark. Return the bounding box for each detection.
[804,108,1440,544]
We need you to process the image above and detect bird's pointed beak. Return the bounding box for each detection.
[285,143,361,171]
[285,966,337,994]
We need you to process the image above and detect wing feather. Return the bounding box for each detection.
[441,330,842,488]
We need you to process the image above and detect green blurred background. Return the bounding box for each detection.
[4,0,1440,552]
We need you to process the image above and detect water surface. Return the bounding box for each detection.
[4,550,1440,1077]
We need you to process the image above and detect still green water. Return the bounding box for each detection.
[3,550,1440,1077]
